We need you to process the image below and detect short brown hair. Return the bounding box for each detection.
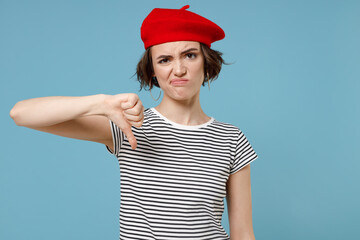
[135,43,226,91]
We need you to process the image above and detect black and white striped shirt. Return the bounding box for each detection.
[105,107,258,239]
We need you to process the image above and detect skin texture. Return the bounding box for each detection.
[9,93,144,150]
[151,41,204,103]
[226,165,256,240]
[150,41,211,126]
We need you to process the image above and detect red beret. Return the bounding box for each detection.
[140,5,225,49]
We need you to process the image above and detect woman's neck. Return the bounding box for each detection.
[154,95,210,126]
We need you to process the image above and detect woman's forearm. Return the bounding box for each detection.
[9,94,108,127]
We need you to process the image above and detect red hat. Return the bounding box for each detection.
[140,5,225,49]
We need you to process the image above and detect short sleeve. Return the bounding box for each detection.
[105,119,124,156]
[230,129,258,175]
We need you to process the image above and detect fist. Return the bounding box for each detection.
[104,93,144,150]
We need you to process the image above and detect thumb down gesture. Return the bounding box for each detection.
[104,93,144,150]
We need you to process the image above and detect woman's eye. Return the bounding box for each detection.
[186,53,197,59]
[159,58,169,64]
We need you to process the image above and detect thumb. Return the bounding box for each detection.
[121,96,137,110]
[121,125,137,150]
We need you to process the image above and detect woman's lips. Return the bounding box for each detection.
[171,79,189,86]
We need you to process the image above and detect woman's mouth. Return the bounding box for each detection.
[171,79,189,86]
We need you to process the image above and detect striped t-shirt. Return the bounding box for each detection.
[105,107,258,239]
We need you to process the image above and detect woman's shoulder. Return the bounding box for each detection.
[143,107,157,116]
[209,117,242,134]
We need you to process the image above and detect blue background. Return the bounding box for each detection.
[1,0,359,239]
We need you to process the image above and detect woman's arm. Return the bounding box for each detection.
[226,164,256,240]
[10,94,108,127]
[9,93,144,150]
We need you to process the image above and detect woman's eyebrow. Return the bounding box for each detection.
[156,48,199,60]
[181,47,199,54]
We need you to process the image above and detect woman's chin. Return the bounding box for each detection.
[170,93,198,102]
[162,88,199,101]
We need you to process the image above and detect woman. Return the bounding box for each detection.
[10,5,258,240]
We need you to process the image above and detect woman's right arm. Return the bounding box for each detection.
[9,93,143,150]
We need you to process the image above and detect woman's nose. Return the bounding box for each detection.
[173,59,186,76]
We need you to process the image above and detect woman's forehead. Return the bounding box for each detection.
[151,41,200,55]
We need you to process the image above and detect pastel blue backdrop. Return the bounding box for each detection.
[1,0,359,239]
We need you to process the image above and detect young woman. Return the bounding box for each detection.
[10,5,258,240]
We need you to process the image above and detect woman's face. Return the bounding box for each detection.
[151,41,205,102]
